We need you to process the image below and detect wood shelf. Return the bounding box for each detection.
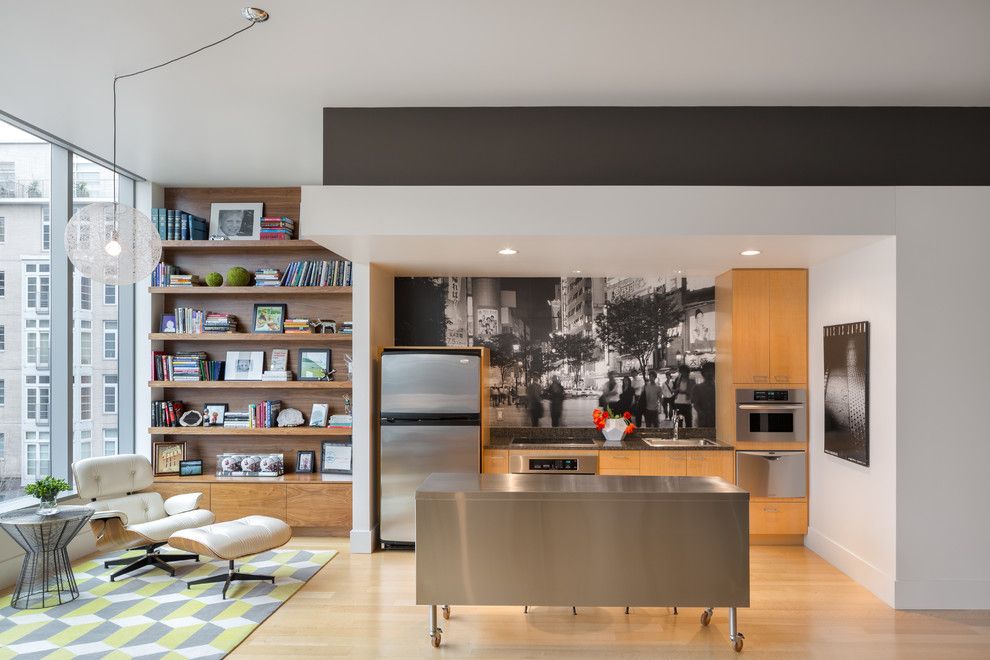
[149,333,351,342]
[148,380,352,389]
[154,473,352,484]
[149,426,352,436]
[149,286,351,296]
[160,239,327,253]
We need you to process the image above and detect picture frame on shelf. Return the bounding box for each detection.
[160,314,177,333]
[203,403,228,427]
[270,348,289,371]
[321,440,352,475]
[296,450,316,473]
[298,348,333,381]
[309,403,329,427]
[224,351,265,381]
[179,459,204,477]
[209,202,264,240]
[253,303,287,333]
[153,441,186,476]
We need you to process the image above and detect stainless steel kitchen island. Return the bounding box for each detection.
[416,472,750,652]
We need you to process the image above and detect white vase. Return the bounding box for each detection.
[601,418,627,443]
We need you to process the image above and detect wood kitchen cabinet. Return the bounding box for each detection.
[749,501,808,535]
[719,269,807,385]
[685,450,734,482]
[640,451,733,481]
[482,449,509,474]
[598,451,642,475]
[640,451,689,476]
[213,483,287,522]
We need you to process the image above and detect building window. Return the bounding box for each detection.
[42,206,50,251]
[0,216,4,242]
[0,271,4,298]
[25,375,50,423]
[103,320,117,359]
[80,276,91,310]
[103,428,118,456]
[104,284,116,305]
[25,433,51,478]
[77,429,91,460]
[25,319,50,367]
[0,324,4,351]
[0,432,4,455]
[80,320,91,365]
[103,374,117,414]
[0,378,4,406]
[25,263,50,310]
[80,375,91,420]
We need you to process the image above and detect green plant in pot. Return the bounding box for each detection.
[25,476,71,516]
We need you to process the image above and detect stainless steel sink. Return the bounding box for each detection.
[640,437,718,448]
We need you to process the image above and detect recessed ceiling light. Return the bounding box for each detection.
[498,248,518,255]
[741,250,761,256]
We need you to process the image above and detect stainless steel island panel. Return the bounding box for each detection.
[415,473,749,608]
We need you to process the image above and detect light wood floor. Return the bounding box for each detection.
[230,537,990,659]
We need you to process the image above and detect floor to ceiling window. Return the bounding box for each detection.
[0,116,135,503]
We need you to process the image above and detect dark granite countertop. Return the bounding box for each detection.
[486,427,732,452]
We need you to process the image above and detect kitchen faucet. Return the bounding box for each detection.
[673,412,685,440]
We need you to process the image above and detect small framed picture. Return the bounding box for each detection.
[203,403,228,427]
[224,351,265,381]
[179,459,204,476]
[160,314,177,333]
[270,348,289,371]
[296,450,316,473]
[299,349,333,381]
[253,303,287,333]
[310,403,329,427]
[209,202,264,240]
[321,440,352,475]
[153,441,186,476]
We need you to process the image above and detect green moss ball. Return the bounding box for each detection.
[226,266,251,287]
[205,272,223,287]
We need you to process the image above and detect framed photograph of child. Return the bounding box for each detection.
[253,304,287,333]
[203,403,228,427]
[298,349,333,381]
[296,450,316,474]
[209,203,264,240]
[153,441,186,476]
[224,351,265,381]
[160,314,177,333]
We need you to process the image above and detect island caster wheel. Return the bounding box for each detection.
[431,633,442,648]
[701,608,713,626]
[441,605,450,620]
[732,633,745,652]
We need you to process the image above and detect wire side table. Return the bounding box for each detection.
[0,505,94,609]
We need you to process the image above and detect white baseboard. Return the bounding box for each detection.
[805,526,895,606]
[895,578,990,610]
[350,525,379,554]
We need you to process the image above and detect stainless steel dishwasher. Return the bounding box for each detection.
[736,450,806,498]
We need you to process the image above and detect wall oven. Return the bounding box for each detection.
[735,388,806,443]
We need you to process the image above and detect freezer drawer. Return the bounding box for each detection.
[381,351,481,415]
[380,424,480,544]
[736,450,806,498]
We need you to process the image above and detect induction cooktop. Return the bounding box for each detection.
[510,436,597,446]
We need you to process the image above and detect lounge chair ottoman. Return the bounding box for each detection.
[168,515,292,599]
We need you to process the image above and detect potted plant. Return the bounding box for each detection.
[25,476,71,516]
[593,408,636,443]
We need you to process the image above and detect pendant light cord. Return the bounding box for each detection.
[111,20,258,210]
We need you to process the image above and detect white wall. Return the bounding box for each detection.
[894,188,990,609]
[806,238,897,606]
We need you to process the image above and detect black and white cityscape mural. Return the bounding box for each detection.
[823,322,870,466]
[395,276,716,429]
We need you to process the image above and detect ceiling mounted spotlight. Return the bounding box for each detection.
[498,248,518,255]
[242,7,270,22]
[741,250,761,256]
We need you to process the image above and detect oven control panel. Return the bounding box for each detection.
[529,458,579,471]
[752,390,790,401]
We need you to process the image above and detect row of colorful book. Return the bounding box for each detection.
[254,268,282,286]
[328,414,353,429]
[280,260,352,287]
[152,351,224,381]
[284,318,313,333]
[151,263,177,287]
[260,216,294,240]
[160,310,236,334]
[246,400,283,428]
[151,400,185,427]
[152,209,208,240]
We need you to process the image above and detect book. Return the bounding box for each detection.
[270,348,288,371]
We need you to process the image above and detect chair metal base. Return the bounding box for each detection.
[186,559,275,599]
[104,542,199,581]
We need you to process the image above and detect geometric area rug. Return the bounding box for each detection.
[0,548,335,659]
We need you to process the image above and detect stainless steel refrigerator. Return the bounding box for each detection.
[379,349,482,547]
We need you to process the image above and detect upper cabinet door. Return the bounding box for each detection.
[768,270,808,384]
[731,270,771,384]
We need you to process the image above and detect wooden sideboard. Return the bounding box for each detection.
[148,474,352,534]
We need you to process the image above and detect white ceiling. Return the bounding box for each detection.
[2,0,990,186]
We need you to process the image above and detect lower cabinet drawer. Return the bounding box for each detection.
[482,450,509,474]
[749,501,808,535]
[286,483,352,530]
[212,484,287,523]
[598,451,641,474]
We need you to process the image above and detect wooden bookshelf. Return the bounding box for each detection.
[149,286,352,296]
[150,332,352,342]
[149,380,351,389]
[151,187,354,529]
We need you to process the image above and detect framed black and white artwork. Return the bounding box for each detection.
[209,203,264,239]
[823,321,870,466]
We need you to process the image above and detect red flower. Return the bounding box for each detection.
[625,424,636,434]
[622,411,632,420]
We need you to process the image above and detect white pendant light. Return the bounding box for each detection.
[65,8,269,285]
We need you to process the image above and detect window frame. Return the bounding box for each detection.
[103,319,117,360]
